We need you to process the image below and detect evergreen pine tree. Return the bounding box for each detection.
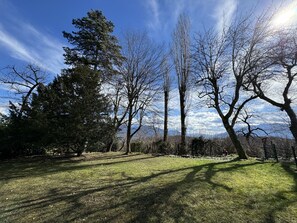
[63,10,123,81]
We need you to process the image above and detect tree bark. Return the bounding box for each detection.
[163,90,169,142]
[256,87,297,146]
[179,89,187,155]
[108,136,115,152]
[222,119,248,159]
[285,106,297,145]
[126,105,133,154]
[126,134,131,154]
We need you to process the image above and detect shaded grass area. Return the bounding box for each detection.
[0,152,297,223]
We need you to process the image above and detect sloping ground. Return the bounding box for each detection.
[0,153,296,223]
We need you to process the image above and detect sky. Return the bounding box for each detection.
[0,0,296,137]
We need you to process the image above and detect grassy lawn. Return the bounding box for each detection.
[0,153,297,223]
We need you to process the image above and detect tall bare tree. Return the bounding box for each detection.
[247,27,297,144]
[162,58,171,143]
[172,13,192,155]
[120,32,163,154]
[193,15,270,159]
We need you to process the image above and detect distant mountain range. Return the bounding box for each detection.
[117,125,177,139]
[117,123,293,139]
[194,123,293,139]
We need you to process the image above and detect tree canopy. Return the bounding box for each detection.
[63,10,123,80]
[31,66,112,155]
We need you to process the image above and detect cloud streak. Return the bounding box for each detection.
[144,0,239,40]
[0,2,65,74]
[213,0,238,34]
[0,23,65,74]
[146,0,160,31]
[144,0,203,41]
[0,28,38,64]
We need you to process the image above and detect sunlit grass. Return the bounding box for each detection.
[0,152,296,222]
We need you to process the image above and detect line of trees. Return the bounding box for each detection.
[0,8,297,159]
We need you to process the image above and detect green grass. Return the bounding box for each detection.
[0,153,297,223]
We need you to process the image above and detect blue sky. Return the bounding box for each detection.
[0,0,276,71]
[0,0,295,136]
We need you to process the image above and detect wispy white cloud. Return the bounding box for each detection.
[145,0,238,38]
[167,0,186,24]
[0,1,66,113]
[0,23,65,74]
[144,0,203,41]
[146,0,160,31]
[0,1,65,74]
[0,27,38,64]
[213,0,238,34]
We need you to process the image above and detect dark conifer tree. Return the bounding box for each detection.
[63,10,123,81]
[31,66,112,155]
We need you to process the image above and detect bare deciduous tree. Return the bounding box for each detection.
[193,15,270,159]
[248,27,297,144]
[172,13,192,155]
[120,32,163,154]
[0,64,47,116]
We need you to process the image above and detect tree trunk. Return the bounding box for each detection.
[126,134,131,154]
[126,105,133,154]
[108,135,115,152]
[222,120,248,159]
[77,150,83,157]
[285,106,297,145]
[179,90,187,155]
[291,146,297,169]
[163,90,169,142]
[262,138,268,160]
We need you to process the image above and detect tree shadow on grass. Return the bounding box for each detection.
[261,163,297,223]
[1,159,273,223]
[0,153,153,181]
[100,160,296,223]
[50,152,143,162]
[128,160,263,222]
[0,159,297,223]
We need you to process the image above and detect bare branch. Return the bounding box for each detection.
[0,64,47,116]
